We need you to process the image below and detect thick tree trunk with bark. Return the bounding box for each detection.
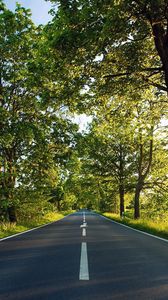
[8,206,17,223]
[152,23,168,91]
[5,150,17,223]
[57,200,61,211]
[119,144,125,217]
[119,184,124,217]
[134,127,153,219]
[134,180,143,219]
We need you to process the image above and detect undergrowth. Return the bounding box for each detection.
[103,212,168,240]
[0,211,73,239]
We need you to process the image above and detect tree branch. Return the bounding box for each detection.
[147,80,168,92]
[103,67,163,79]
[103,72,132,79]
[103,68,168,92]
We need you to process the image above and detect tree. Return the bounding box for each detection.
[45,1,168,218]
[129,89,167,218]
[48,0,168,93]
[124,0,168,91]
[0,3,79,222]
[0,4,38,221]
[75,88,167,218]
[50,185,64,211]
[77,115,133,216]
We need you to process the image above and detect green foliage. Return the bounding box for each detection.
[0,3,79,222]
[103,212,168,240]
[49,0,168,92]
[0,211,68,239]
[0,0,168,225]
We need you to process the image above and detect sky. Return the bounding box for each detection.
[3,0,53,25]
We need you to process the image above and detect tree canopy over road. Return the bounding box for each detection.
[0,0,168,224]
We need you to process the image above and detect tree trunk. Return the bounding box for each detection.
[8,206,17,223]
[5,151,17,223]
[119,144,125,217]
[119,184,124,217]
[134,181,142,219]
[133,123,154,219]
[57,200,61,211]
[152,23,168,91]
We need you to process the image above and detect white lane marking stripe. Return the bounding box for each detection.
[82,228,86,237]
[79,242,89,280]
[99,214,168,243]
[83,212,86,222]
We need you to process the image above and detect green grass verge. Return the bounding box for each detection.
[102,212,168,240]
[0,211,73,239]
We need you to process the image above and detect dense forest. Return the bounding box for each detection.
[0,0,168,225]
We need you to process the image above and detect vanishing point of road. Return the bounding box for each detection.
[0,210,168,299]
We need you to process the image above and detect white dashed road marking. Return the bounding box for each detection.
[79,242,89,280]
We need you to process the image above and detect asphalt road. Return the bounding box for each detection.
[0,211,168,299]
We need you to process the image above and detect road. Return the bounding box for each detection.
[0,211,168,299]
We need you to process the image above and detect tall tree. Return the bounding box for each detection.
[78,110,133,216]
[131,91,167,218]
[46,0,168,98]
[0,4,38,221]
[76,89,167,218]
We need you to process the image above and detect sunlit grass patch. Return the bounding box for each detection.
[103,212,168,240]
[0,211,73,239]
[0,223,28,239]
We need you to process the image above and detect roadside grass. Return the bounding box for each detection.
[102,212,168,240]
[0,211,73,239]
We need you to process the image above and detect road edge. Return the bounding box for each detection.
[96,212,168,243]
[0,213,74,242]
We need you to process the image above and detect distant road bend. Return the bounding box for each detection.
[1,210,168,299]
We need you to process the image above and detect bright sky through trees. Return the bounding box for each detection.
[3,0,52,24]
